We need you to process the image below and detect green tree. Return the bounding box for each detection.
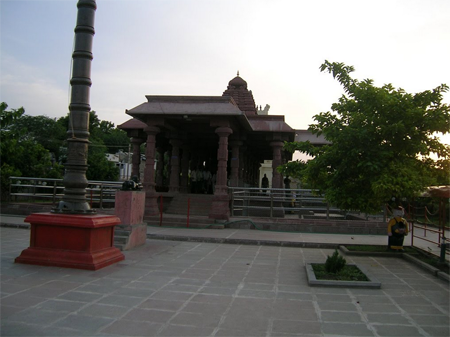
[13,114,66,159]
[86,139,119,181]
[57,111,125,181]
[0,103,63,199]
[282,61,450,213]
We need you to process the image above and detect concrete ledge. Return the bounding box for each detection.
[305,263,381,288]
[402,254,440,276]
[339,245,400,257]
[147,233,339,249]
[0,222,30,229]
[340,245,450,283]
[437,271,450,282]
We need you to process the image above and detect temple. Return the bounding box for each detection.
[119,73,312,220]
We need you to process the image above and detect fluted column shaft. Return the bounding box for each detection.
[131,137,144,180]
[143,126,160,216]
[169,139,182,193]
[271,141,284,189]
[56,0,97,213]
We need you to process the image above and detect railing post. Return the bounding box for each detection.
[440,239,447,264]
[52,181,57,205]
[270,190,273,218]
[9,178,12,202]
[99,184,104,209]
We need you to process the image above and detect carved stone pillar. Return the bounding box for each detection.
[143,126,160,216]
[155,147,164,187]
[130,137,144,180]
[270,140,284,189]
[169,139,182,193]
[209,126,232,220]
[229,140,242,187]
[214,127,232,194]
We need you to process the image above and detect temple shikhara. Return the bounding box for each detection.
[119,73,321,221]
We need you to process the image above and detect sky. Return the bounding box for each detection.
[1,0,449,144]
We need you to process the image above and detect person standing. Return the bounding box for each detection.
[387,206,409,251]
[261,174,269,193]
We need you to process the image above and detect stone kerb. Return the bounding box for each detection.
[227,218,387,235]
[305,263,382,288]
[115,190,146,250]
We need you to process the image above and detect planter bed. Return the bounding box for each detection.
[305,263,381,288]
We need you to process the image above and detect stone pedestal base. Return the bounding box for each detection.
[209,194,230,221]
[145,193,161,217]
[15,213,124,270]
[115,191,146,250]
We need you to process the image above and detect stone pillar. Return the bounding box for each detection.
[130,137,144,180]
[155,147,164,187]
[15,0,125,271]
[271,140,284,189]
[209,126,232,220]
[229,140,242,187]
[56,0,97,214]
[214,127,232,194]
[143,126,160,216]
[180,146,190,193]
[169,139,182,193]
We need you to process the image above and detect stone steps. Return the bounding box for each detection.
[165,194,213,215]
[145,214,223,229]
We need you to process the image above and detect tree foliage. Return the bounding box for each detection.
[1,103,63,198]
[282,61,450,213]
[1,103,129,198]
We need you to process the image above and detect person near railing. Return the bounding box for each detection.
[261,174,269,194]
[387,206,409,251]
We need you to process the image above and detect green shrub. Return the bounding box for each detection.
[325,250,347,274]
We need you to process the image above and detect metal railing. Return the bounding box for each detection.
[229,187,342,219]
[8,176,123,209]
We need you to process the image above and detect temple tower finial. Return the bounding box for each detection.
[237,70,239,76]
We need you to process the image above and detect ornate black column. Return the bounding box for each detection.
[55,0,96,213]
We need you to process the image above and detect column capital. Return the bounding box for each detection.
[144,125,160,135]
[215,126,233,137]
[131,137,145,145]
[270,140,284,148]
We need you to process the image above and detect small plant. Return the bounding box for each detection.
[325,250,347,274]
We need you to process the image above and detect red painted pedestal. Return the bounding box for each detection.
[15,213,125,270]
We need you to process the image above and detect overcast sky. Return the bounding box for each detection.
[1,0,449,143]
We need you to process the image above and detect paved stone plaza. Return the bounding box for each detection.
[1,226,449,336]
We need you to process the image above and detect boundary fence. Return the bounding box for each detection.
[229,187,385,221]
[8,176,122,209]
[6,177,449,259]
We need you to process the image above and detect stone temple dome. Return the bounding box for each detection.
[223,72,256,115]
[228,73,248,89]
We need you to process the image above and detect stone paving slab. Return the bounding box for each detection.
[1,226,449,336]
